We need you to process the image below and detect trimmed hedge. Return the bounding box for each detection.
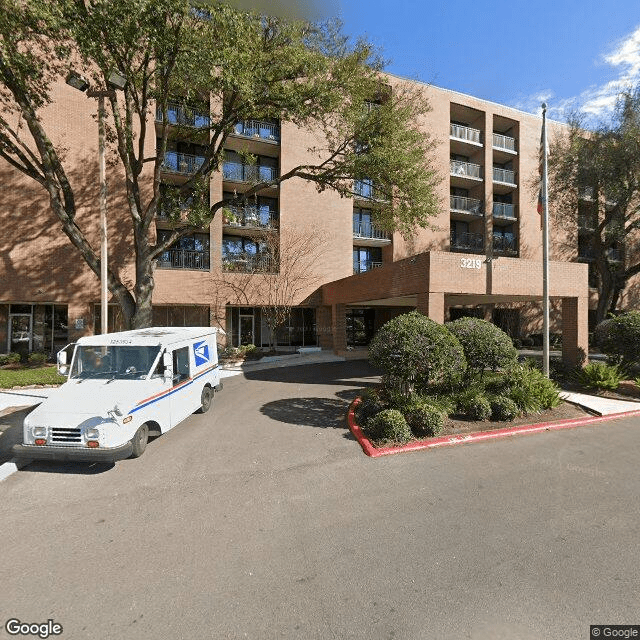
[366,409,412,443]
[404,401,445,437]
[490,396,520,421]
[595,312,640,367]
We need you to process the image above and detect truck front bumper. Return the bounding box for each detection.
[12,442,133,463]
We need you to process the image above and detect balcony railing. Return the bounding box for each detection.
[353,180,388,201]
[162,151,206,175]
[450,195,483,216]
[223,205,278,230]
[493,167,516,185]
[492,203,516,219]
[353,260,383,274]
[450,123,482,144]
[492,133,516,152]
[223,161,278,183]
[578,214,597,230]
[450,160,482,179]
[450,231,484,252]
[233,120,280,142]
[222,253,277,273]
[156,102,210,128]
[352,221,390,240]
[156,249,210,271]
[493,235,518,254]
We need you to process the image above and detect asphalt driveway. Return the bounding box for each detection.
[1,361,639,639]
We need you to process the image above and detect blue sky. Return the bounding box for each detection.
[333,0,640,123]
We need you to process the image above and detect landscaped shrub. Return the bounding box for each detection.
[446,317,517,377]
[366,409,412,443]
[28,352,48,366]
[355,388,386,427]
[462,393,492,421]
[506,363,562,413]
[0,352,21,366]
[490,396,520,421]
[404,402,445,438]
[574,362,622,391]
[595,312,640,367]
[369,311,466,395]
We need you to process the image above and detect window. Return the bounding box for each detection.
[172,347,190,383]
[353,247,382,273]
[157,231,210,270]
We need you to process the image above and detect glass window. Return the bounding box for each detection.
[172,347,190,383]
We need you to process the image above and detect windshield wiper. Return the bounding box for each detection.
[76,370,118,383]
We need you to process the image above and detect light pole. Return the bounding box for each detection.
[66,70,126,335]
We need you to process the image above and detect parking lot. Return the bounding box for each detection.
[1,361,639,639]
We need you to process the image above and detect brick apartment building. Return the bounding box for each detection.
[2,73,626,366]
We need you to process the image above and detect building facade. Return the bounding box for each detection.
[2,74,621,365]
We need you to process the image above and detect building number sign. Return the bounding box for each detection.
[460,258,482,270]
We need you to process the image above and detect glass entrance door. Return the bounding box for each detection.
[9,313,32,356]
[239,314,254,346]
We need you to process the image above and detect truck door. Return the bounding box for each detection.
[170,346,194,427]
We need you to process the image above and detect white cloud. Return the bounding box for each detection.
[512,25,640,122]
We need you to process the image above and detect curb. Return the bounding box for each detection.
[347,398,640,458]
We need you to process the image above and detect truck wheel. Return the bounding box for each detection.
[196,386,213,414]
[130,423,149,458]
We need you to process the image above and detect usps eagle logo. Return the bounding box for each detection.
[193,341,210,367]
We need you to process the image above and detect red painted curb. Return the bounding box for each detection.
[348,397,640,458]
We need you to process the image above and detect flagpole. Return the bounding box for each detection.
[542,103,550,377]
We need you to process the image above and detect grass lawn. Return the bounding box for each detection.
[0,366,66,388]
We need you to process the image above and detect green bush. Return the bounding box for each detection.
[369,311,466,394]
[463,394,492,421]
[0,352,21,366]
[575,362,622,391]
[506,363,562,413]
[635,376,640,389]
[446,317,517,377]
[404,402,445,438]
[490,396,520,421]
[366,409,412,443]
[355,389,386,427]
[595,312,640,367]
[28,352,48,365]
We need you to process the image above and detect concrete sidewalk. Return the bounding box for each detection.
[560,391,640,416]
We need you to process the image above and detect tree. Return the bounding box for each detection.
[0,0,440,329]
[547,86,640,323]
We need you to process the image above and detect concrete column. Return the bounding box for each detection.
[562,297,589,368]
[332,304,347,353]
[416,292,445,324]
[316,306,333,350]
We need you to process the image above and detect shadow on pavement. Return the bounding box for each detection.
[19,460,115,475]
[244,360,381,386]
[260,397,352,429]
[0,407,35,465]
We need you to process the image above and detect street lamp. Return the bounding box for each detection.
[65,70,126,335]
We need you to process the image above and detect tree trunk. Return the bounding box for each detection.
[131,252,155,329]
[596,264,616,325]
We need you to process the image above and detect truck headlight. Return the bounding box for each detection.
[32,426,47,438]
[85,428,100,440]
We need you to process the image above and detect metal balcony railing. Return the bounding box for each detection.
[156,249,210,271]
[450,231,484,252]
[450,160,482,179]
[222,161,279,183]
[156,102,210,128]
[607,247,623,262]
[578,214,597,230]
[233,120,280,142]
[493,234,518,254]
[492,202,516,219]
[222,253,277,273]
[353,260,383,274]
[493,167,516,185]
[223,205,279,229]
[352,221,390,240]
[450,195,483,215]
[450,123,482,144]
[492,133,516,152]
[162,151,206,175]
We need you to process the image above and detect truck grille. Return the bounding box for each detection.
[51,428,82,443]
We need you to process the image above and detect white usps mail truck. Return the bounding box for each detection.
[13,327,223,462]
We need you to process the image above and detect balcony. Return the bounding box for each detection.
[222,253,277,273]
[352,221,391,242]
[450,160,482,181]
[578,214,597,231]
[492,133,517,153]
[353,180,388,202]
[450,231,484,253]
[155,102,210,128]
[493,167,516,186]
[232,120,280,143]
[492,202,517,220]
[450,195,483,217]
[223,205,278,230]
[493,234,518,255]
[162,151,205,175]
[450,123,482,145]
[223,161,279,183]
[156,249,210,271]
[353,260,383,274]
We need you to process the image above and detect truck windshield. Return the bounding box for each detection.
[70,346,161,380]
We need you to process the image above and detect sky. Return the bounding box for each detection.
[330,0,640,124]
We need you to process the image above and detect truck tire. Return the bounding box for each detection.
[196,386,213,414]
[130,423,149,458]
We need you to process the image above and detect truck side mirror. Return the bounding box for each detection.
[57,348,68,376]
[162,351,173,382]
